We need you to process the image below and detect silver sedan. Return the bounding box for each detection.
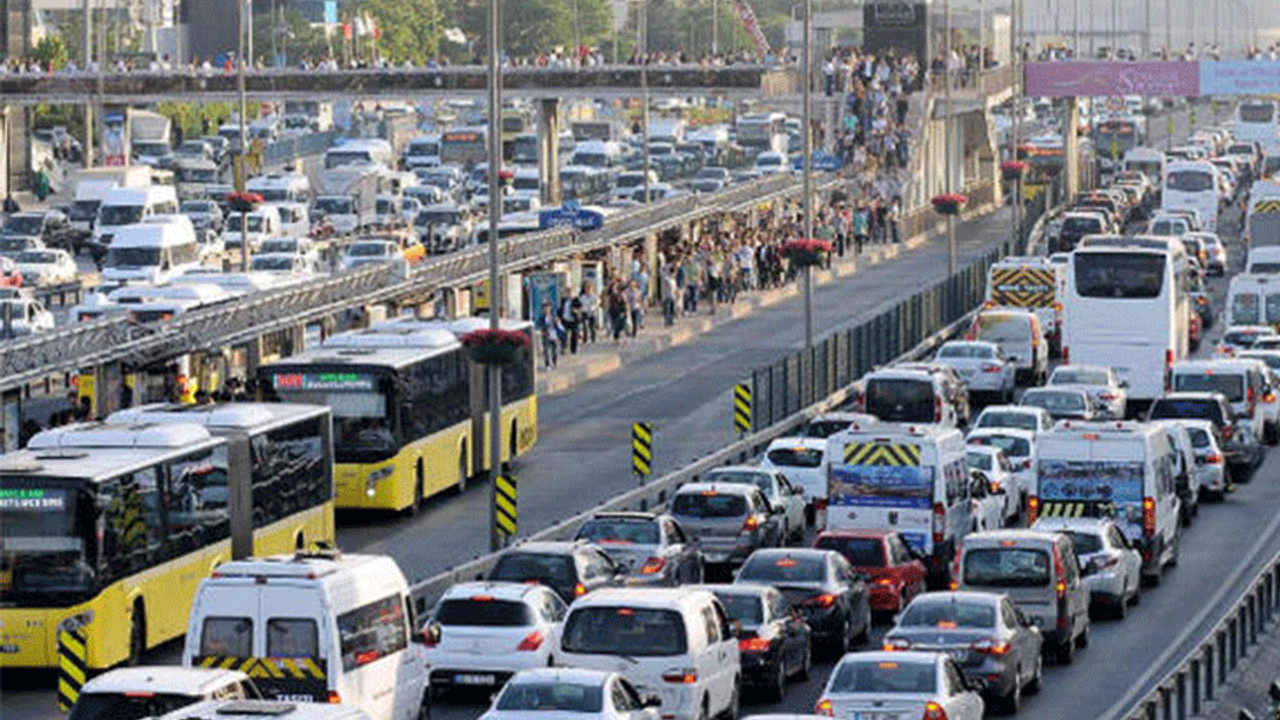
[1046,364,1128,419]
[933,340,1016,402]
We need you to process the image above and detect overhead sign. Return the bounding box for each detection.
[1199,62,1280,96]
[271,372,375,391]
[1027,60,1280,98]
[538,201,605,231]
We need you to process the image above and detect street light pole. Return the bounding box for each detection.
[640,2,650,206]
[1012,0,1022,247]
[238,0,249,272]
[944,0,955,275]
[487,0,504,554]
[801,0,813,349]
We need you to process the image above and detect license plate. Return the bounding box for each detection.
[275,694,315,702]
[851,712,899,720]
[455,674,496,686]
[947,649,968,660]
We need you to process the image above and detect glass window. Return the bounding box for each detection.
[562,607,687,656]
[337,595,408,671]
[575,518,660,545]
[435,599,534,626]
[738,554,826,583]
[67,692,197,720]
[815,535,884,567]
[828,659,937,693]
[976,411,1038,431]
[963,548,1051,587]
[900,599,996,628]
[1172,373,1244,402]
[969,434,1031,458]
[490,553,576,585]
[712,592,765,625]
[1166,170,1214,192]
[865,379,935,422]
[1066,531,1103,555]
[1074,253,1165,299]
[105,468,163,571]
[267,618,319,658]
[248,415,330,525]
[670,492,748,518]
[163,446,230,555]
[200,617,253,657]
[765,447,824,468]
[701,606,719,645]
[497,682,604,712]
[889,536,914,564]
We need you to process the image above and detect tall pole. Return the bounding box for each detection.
[945,0,955,275]
[1073,0,1080,59]
[802,0,813,349]
[1143,0,1150,58]
[487,0,504,553]
[83,0,94,167]
[712,0,719,57]
[1165,0,1172,56]
[238,0,249,273]
[641,2,650,205]
[1012,0,1022,247]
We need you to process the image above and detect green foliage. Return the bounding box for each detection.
[156,102,246,140]
[354,0,444,64]
[251,9,333,66]
[459,0,614,58]
[31,35,69,70]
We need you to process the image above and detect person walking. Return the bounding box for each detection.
[607,281,628,343]
[579,281,599,344]
[535,300,563,369]
[624,280,643,336]
[853,203,869,254]
[559,291,580,355]
[660,263,678,326]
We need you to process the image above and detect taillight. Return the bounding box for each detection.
[1053,548,1066,598]
[742,515,761,532]
[327,691,342,704]
[517,630,545,651]
[1166,348,1175,369]
[1027,496,1040,524]
[1098,392,1115,401]
[738,637,772,653]
[971,638,1012,655]
[1205,453,1223,464]
[662,669,698,684]
[932,502,945,544]
[640,557,667,575]
[883,637,911,651]
[922,700,948,720]
[1062,346,1069,364]
[1143,497,1156,537]
[574,582,588,597]
[1266,392,1276,403]
[1223,424,1233,440]
[803,593,838,608]
[935,396,943,422]
[982,364,1003,373]
[815,699,834,716]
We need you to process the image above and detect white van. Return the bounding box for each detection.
[269,202,312,237]
[324,140,393,170]
[224,206,283,252]
[825,423,971,588]
[970,309,1048,386]
[154,700,371,720]
[1030,421,1180,585]
[559,588,740,720]
[184,550,428,720]
[92,185,180,249]
[69,667,259,720]
[1167,358,1271,450]
[1246,246,1280,274]
[248,173,312,205]
[403,135,442,170]
[102,219,202,285]
[856,367,964,427]
[1226,273,1280,328]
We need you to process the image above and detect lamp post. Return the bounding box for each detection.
[640,0,650,206]
[238,0,249,272]
[486,0,504,553]
[801,0,813,349]
[1011,0,1022,247]
[944,0,955,275]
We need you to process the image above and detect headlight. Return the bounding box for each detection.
[365,465,394,497]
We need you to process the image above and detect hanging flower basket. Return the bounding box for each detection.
[1000,160,1029,181]
[779,238,834,267]
[498,169,515,188]
[227,191,263,213]
[931,193,968,216]
[459,327,529,365]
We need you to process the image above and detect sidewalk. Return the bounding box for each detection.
[535,200,999,396]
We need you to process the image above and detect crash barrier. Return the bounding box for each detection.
[1116,549,1280,720]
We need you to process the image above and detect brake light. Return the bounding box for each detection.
[327,691,342,704]
[932,502,945,545]
[815,699,834,716]
[935,395,944,422]
[739,637,772,653]
[742,515,761,532]
[875,577,895,586]
[1205,453,1223,464]
[883,637,911,651]
[517,630,545,651]
[1098,392,1115,401]
[662,669,698,684]
[1053,549,1066,598]
[923,700,948,720]
[982,364,1003,373]
[804,593,838,608]
[1143,497,1156,537]
[971,638,1012,655]
[1223,424,1233,440]
[574,582,588,597]
[1166,349,1175,369]
[1267,392,1277,404]
[640,557,667,575]
[1062,346,1069,364]
[1027,496,1040,524]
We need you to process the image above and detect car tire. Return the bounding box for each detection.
[835,617,853,655]
[795,641,812,681]
[769,661,787,702]
[1077,619,1090,649]
[1266,422,1279,446]
[1056,635,1075,665]
[1002,671,1022,715]
[1025,654,1043,694]
[1114,584,1128,620]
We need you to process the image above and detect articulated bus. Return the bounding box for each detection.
[258,319,537,513]
[1063,237,1190,408]
[0,404,335,670]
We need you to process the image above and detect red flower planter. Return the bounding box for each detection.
[460,327,529,365]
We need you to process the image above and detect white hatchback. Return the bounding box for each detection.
[424,581,568,696]
[815,651,984,720]
[758,437,829,507]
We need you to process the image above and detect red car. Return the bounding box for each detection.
[814,529,927,613]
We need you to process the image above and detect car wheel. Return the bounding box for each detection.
[1077,619,1090,649]
[1003,670,1022,715]
[836,617,853,655]
[1025,654,1042,694]
[795,641,812,681]
[1266,422,1279,445]
[1056,635,1075,665]
[1114,584,1128,620]
[769,660,787,702]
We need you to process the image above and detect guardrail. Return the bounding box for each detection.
[407,242,1009,612]
[1118,550,1280,720]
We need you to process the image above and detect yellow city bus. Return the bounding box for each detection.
[0,403,335,670]
[258,319,537,513]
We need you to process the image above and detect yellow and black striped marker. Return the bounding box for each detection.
[195,655,326,679]
[1253,200,1280,214]
[734,384,752,434]
[843,441,921,466]
[1038,501,1115,518]
[495,475,518,538]
[632,422,653,477]
[990,267,1055,308]
[57,625,88,712]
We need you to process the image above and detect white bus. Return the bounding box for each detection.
[735,112,788,156]
[247,173,312,205]
[1234,100,1280,151]
[1063,237,1190,408]
[1163,160,1221,233]
[1123,147,1166,186]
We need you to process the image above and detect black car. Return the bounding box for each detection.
[1148,392,1258,477]
[694,583,811,700]
[487,541,628,603]
[734,548,871,655]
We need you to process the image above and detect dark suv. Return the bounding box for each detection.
[1148,392,1256,479]
[487,541,628,602]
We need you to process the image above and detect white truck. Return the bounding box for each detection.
[129,109,173,167]
[984,256,1065,356]
[312,166,384,235]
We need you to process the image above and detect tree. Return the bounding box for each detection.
[251,8,332,66]
[460,0,614,59]
[354,0,445,64]
[31,35,69,71]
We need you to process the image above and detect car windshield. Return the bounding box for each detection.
[963,547,1050,587]
[815,536,884,567]
[703,470,774,494]
[251,256,295,271]
[976,316,1029,342]
[98,205,144,227]
[16,251,57,264]
[1150,400,1223,424]
[2,216,44,235]
[966,451,994,471]
[105,247,161,267]
[670,492,747,518]
[738,554,826,583]
[496,682,605,712]
[313,198,352,214]
[1022,391,1086,415]
[1051,369,1109,385]
[180,201,212,214]
[434,598,534,627]
[1166,169,1214,191]
[711,592,766,625]
[976,410,1038,431]
[575,518,660,545]
[417,211,461,226]
[490,553,575,585]
[938,344,995,359]
[562,607,687,656]
[1066,531,1104,555]
[765,447,823,468]
[259,239,298,254]
[347,243,390,257]
[968,434,1030,458]
[828,659,937,694]
[1186,427,1213,448]
[226,215,264,233]
[1173,373,1244,402]
[899,599,996,628]
[805,420,852,438]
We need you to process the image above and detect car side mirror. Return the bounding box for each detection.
[417,623,442,645]
[1119,380,1129,388]
[642,694,662,708]
[792,486,804,495]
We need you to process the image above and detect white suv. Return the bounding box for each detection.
[560,588,741,720]
[424,581,568,696]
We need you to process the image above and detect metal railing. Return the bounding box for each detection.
[1118,550,1280,720]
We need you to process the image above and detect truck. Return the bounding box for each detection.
[1245,178,1280,258]
[312,165,384,235]
[129,109,173,167]
[984,256,1065,356]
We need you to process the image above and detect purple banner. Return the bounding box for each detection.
[1024,61,1199,98]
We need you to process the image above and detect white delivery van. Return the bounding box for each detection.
[825,423,971,588]
[1246,246,1280,274]
[92,185,179,250]
[69,667,259,720]
[184,550,428,720]
[1030,421,1181,585]
[224,206,283,253]
[1168,358,1271,453]
[101,218,202,285]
